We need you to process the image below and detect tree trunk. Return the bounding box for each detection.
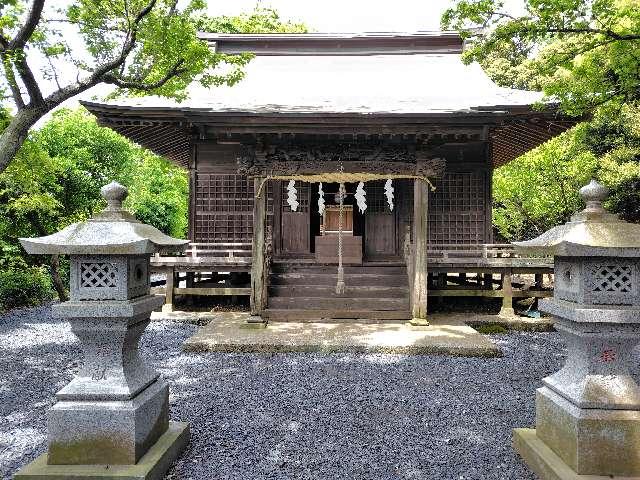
[50,254,68,302]
[0,104,48,173]
[25,212,69,302]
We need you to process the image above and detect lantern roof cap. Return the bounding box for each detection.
[19,181,189,255]
[514,180,640,257]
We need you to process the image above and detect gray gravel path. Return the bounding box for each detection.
[0,304,616,480]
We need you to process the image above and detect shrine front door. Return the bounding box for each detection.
[364,180,397,259]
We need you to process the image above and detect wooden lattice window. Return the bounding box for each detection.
[428,171,487,245]
[366,180,393,214]
[194,173,272,243]
[280,181,310,212]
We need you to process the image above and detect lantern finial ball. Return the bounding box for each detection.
[101,181,128,211]
[579,179,608,213]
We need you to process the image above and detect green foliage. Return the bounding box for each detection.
[0,267,53,311]
[493,105,640,240]
[0,107,189,305]
[474,323,509,334]
[196,7,308,34]
[441,0,640,115]
[125,153,188,238]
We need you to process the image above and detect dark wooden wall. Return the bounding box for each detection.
[189,140,492,248]
[191,143,273,243]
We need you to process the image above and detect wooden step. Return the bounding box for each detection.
[268,285,408,298]
[271,264,407,275]
[263,308,411,322]
[268,297,409,310]
[270,273,408,286]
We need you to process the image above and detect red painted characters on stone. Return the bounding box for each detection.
[600,349,616,362]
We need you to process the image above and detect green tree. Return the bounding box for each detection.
[441,0,640,115]
[125,152,188,238]
[0,107,188,301]
[493,105,640,240]
[0,0,253,174]
[196,6,308,33]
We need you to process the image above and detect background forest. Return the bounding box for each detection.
[0,0,638,311]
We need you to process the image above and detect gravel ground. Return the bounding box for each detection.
[1,304,623,480]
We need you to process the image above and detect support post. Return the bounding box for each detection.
[249,176,267,325]
[410,179,429,326]
[162,267,175,313]
[500,268,515,316]
[534,273,544,289]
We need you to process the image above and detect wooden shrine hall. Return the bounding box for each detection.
[83,32,569,324]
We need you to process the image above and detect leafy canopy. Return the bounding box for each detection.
[441,0,640,115]
[493,104,640,240]
[196,7,307,34]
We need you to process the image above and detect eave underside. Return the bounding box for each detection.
[84,104,575,169]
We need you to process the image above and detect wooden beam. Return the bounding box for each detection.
[410,179,429,325]
[250,176,267,317]
[500,269,515,316]
[174,287,250,296]
[239,159,446,179]
[162,267,175,313]
[428,289,552,298]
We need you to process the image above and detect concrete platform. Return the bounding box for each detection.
[513,428,640,480]
[14,422,189,480]
[182,312,502,357]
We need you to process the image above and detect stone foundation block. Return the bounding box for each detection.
[513,428,640,480]
[536,386,640,477]
[14,421,189,480]
[47,380,169,465]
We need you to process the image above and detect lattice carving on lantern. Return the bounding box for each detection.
[586,261,635,305]
[80,262,118,288]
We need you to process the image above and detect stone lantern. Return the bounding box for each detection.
[15,182,190,480]
[513,180,640,479]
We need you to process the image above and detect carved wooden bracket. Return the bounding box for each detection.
[238,145,446,179]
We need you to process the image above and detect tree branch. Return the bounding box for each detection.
[545,27,640,41]
[9,0,45,50]
[42,0,159,108]
[14,52,43,104]
[103,59,186,91]
[1,57,25,108]
[90,0,157,84]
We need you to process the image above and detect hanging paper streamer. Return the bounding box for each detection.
[286,180,299,211]
[384,179,395,211]
[355,181,367,214]
[318,182,325,215]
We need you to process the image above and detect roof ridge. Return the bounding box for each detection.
[198,31,464,56]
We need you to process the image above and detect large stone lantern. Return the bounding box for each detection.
[513,180,640,479]
[15,182,190,480]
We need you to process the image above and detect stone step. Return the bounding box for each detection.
[263,309,411,322]
[270,273,408,286]
[269,285,408,298]
[268,296,409,311]
[271,264,407,275]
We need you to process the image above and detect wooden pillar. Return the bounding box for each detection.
[534,273,544,289]
[162,267,175,313]
[500,268,515,316]
[250,176,267,322]
[410,179,429,326]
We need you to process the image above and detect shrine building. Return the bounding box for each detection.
[83,32,570,324]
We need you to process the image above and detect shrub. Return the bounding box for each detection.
[0,267,54,311]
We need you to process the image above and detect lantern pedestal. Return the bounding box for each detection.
[14,422,189,480]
